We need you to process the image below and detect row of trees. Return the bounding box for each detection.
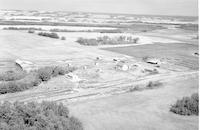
[0,66,76,94]
[76,36,140,46]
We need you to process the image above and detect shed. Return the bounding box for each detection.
[145,58,161,65]
[15,59,37,72]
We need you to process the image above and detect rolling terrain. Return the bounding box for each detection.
[0,10,198,130]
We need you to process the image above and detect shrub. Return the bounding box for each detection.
[0,70,26,81]
[47,66,76,77]
[52,66,66,77]
[38,32,59,39]
[170,93,199,115]
[0,101,83,130]
[133,37,139,43]
[28,30,35,33]
[37,67,54,81]
[61,36,66,40]
[128,85,143,92]
[98,29,122,33]
[76,38,99,46]
[0,66,76,95]
[0,72,41,94]
[146,81,162,89]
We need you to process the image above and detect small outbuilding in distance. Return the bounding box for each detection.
[143,57,161,65]
[115,61,129,71]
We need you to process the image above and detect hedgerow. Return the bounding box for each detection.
[38,32,59,39]
[0,70,26,81]
[0,66,76,94]
[76,36,139,46]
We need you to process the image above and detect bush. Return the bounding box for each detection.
[146,81,162,89]
[76,38,99,46]
[28,30,35,33]
[0,71,26,81]
[52,66,66,77]
[38,32,59,39]
[37,67,54,81]
[61,36,66,40]
[97,29,122,33]
[128,85,143,92]
[0,72,41,94]
[0,101,83,130]
[170,93,199,115]
[0,66,76,95]
[38,66,75,79]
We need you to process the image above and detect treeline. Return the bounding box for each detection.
[0,66,76,94]
[3,27,42,30]
[77,36,139,46]
[50,28,122,33]
[0,101,83,130]
[38,32,59,39]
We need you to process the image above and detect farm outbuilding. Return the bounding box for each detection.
[115,62,129,71]
[15,59,37,72]
[145,58,161,65]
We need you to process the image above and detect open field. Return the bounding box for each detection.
[103,43,199,70]
[69,74,198,130]
[0,68,198,130]
[0,30,132,72]
[0,9,198,130]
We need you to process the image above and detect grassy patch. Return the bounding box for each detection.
[0,101,83,130]
[170,93,199,116]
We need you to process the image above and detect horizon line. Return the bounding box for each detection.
[0,8,198,17]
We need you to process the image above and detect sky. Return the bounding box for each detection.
[0,0,198,16]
